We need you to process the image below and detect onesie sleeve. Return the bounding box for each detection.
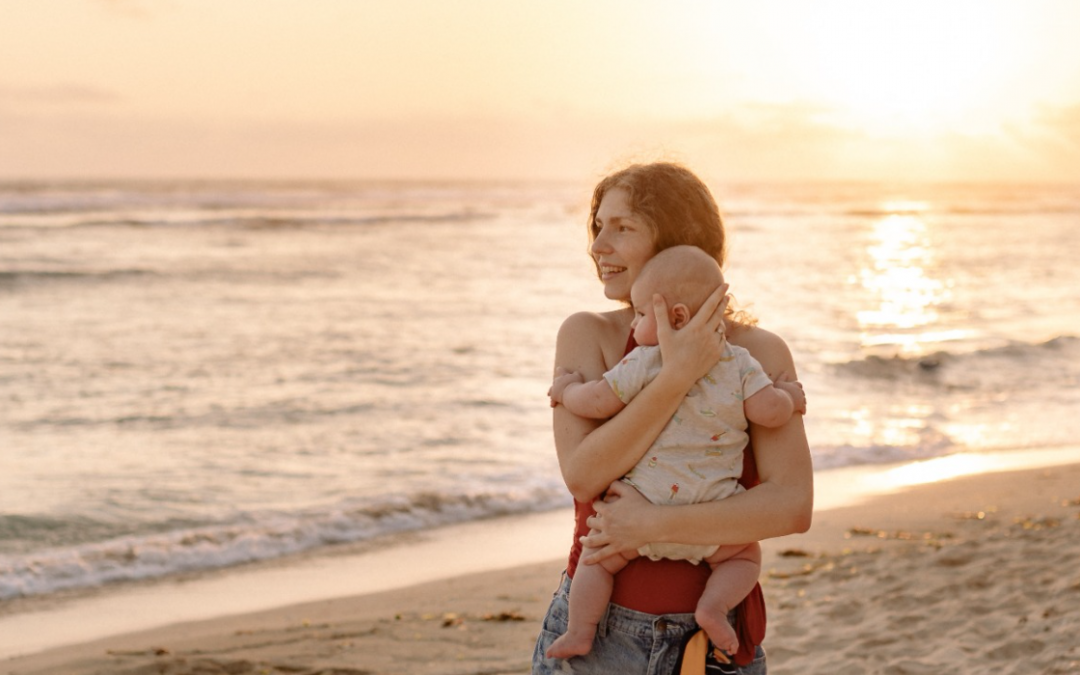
[735,347,774,399]
[602,346,662,404]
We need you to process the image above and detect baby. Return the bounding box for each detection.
[545,245,804,660]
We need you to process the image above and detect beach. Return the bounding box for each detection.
[3,182,1079,673]
[5,180,1080,609]
[6,4,1080,673]
[4,452,1079,675]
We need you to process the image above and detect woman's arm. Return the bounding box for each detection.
[580,326,813,562]
[554,289,728,502]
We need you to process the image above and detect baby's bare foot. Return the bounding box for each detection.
[545,628,596,660]
[695,607,739,656]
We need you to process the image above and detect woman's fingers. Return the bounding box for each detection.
[693,283,729,333]
[580,542,620,566]
[602,479,631,501]
[579,527,605,546]
[677,283,728,340]
[652,293,673,338]
[656,285,727,384]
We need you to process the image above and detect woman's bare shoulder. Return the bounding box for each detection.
[556,309,632,376]
[558,308,632,340]
[728,323,796,376]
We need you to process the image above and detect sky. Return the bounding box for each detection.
[2,0,1079,182]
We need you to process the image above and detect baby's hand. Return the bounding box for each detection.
[774,372,806,415]
[549,367,585,407]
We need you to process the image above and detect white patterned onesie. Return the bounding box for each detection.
[603,341,773,563]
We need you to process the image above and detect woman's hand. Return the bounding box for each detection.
[654,283,729,386]
[579,480,658,565]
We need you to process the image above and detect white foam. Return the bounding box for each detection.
[2,446,1078,662]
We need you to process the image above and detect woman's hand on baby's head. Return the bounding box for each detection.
[549,367,585,407]
[655,283,729,384]
[715,284,731,330]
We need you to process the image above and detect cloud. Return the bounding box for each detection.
[659,99,1080,183]
[641,102,863,181]
[91,0,151,18]
[0,111,599,181]
[2,100,1078,182]
[0,83,122,109]
[1035,103,1080,145]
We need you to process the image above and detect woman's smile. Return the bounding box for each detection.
[590,188,656,300]
[598,263,628,281]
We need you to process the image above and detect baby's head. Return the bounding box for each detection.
[629,245,724,346]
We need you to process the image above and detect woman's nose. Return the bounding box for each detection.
[590,227,611,254]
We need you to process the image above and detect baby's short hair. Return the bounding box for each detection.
[637,245,724,316]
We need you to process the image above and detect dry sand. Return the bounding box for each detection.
[4,461,1080,675]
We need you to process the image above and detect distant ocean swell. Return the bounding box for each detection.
[0,269,158,288]
[0,211,492,230]
[6,206,1075,230]
[829,335,1079,386]
[0,486,571,601]
[809,335,1080,470]
[10,399,384,432]
[3,179,1078,605]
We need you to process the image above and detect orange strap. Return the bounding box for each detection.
[678,630,711,675]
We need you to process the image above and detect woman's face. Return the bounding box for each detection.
[590,188,657,302]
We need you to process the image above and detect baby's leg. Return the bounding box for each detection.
[694,542,762,656]
[545,546,637,659]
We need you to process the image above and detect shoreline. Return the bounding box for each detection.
[4,445,1080,673]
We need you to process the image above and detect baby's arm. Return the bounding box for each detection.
[743,378,804,428]
[550,368,627,419]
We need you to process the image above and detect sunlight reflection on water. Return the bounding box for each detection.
[857,213,948,354]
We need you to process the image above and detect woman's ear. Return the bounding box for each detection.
[671,303,691,330]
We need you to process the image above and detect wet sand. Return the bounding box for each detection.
[4,458,1080,675]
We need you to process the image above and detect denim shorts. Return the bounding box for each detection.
[532,573,767,675]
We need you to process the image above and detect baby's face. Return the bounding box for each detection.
[629,282,660,346]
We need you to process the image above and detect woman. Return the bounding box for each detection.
[532,163,813,674]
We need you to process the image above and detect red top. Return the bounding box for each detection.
[565,450,760,613]
[563,333,766,666]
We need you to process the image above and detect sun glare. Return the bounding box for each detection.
[857,214,946,349]
[790,4,1016,136]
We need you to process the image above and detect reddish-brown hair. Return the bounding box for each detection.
[587,162,755,325]
[587,162,726,267]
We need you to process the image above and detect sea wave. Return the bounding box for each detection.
[9,396,388,431]
[0,210,494,230]
[810,431,957,471]
[722,201,1080,219]
[0,486,571,600]
[0,267,349,295]
[0,269,157,289]
[830,335,1080,387]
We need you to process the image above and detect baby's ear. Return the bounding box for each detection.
[671,304,691,330]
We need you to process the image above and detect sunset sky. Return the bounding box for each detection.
[3,0,1079,182]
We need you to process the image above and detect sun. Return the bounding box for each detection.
[790,3,1017,136]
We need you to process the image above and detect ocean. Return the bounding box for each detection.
[2,178,1079,603]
